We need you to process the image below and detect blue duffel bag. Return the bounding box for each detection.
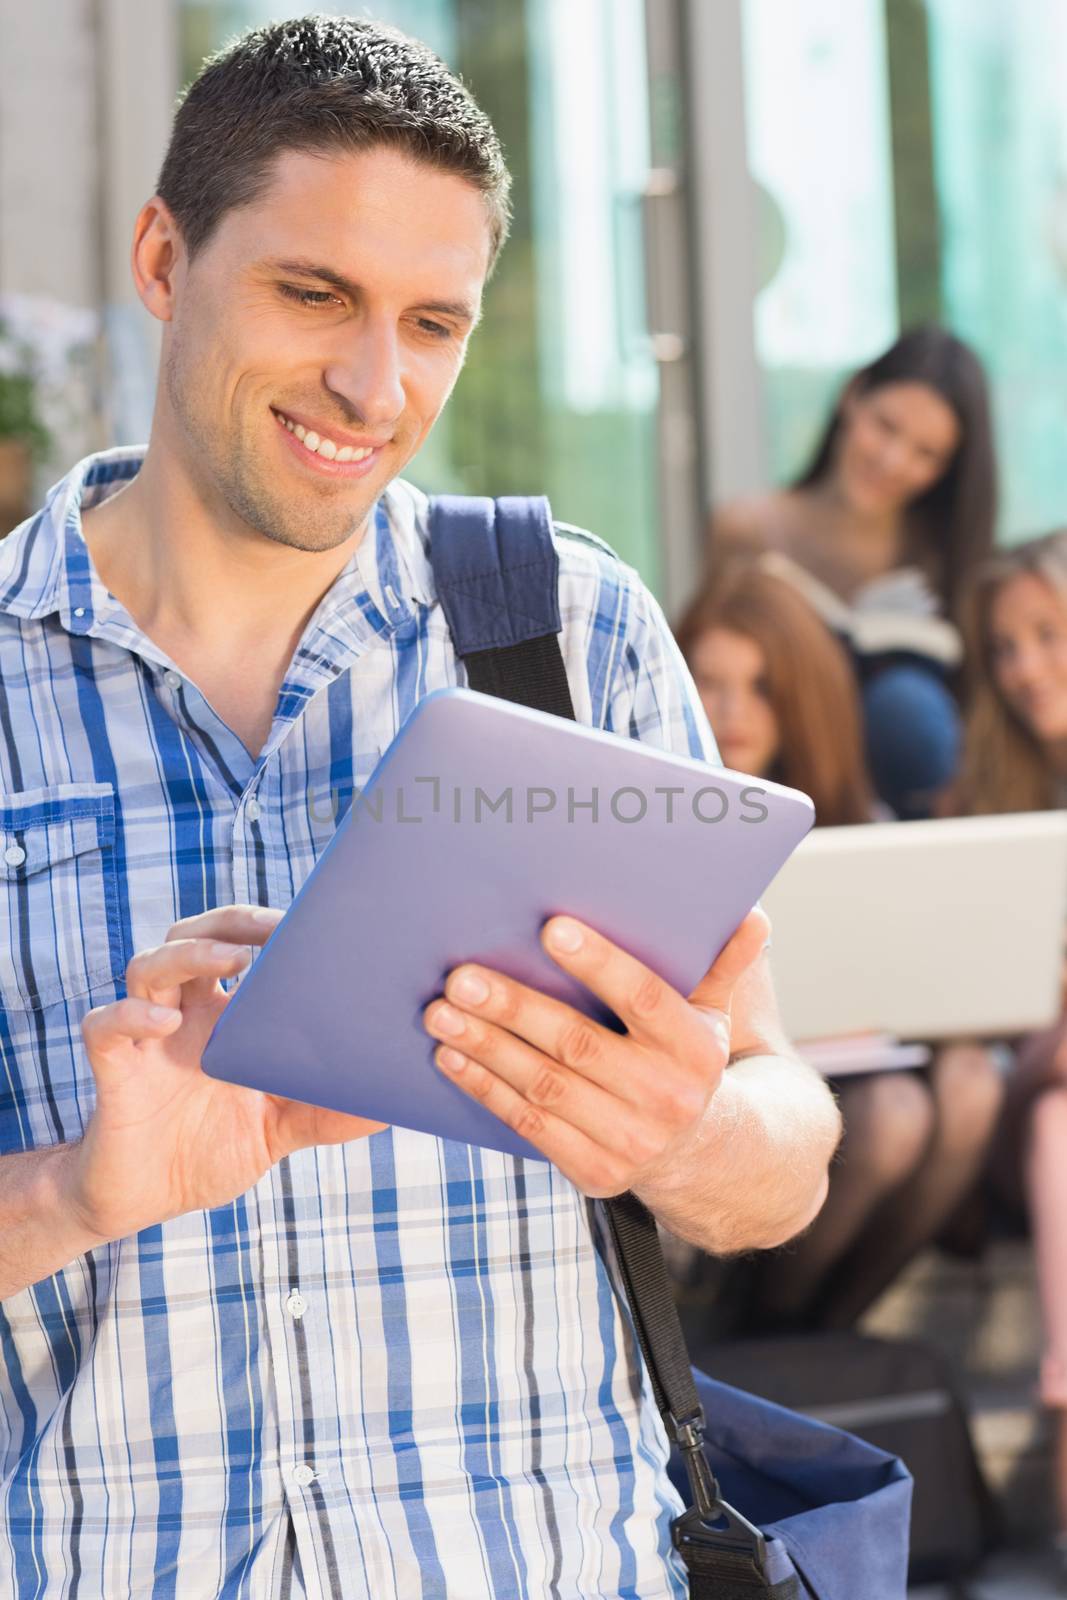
[667,1368,912,1599]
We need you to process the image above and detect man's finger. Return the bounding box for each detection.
[425,999,658,1149]
[164,904,282,945]
[688,908,772,1018]
[83,996,183,1061]
[430,1045,633,1198]
[537,918,703,1053]
[125,937,252,1006]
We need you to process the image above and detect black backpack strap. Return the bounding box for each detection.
[427,494,787,1596]
[604,1194,778,1593]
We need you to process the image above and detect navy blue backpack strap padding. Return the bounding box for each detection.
[428,493,560,650]
[429,494,575,712]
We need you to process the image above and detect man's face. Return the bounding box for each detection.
[161,145,491,551]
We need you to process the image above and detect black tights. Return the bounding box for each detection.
[746,1045,1004,1331]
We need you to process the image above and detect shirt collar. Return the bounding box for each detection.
[0,446,439,636]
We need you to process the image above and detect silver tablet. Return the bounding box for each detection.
[203,688,814,1158]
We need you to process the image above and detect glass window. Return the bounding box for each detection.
[925,0,1067,539]
[740,0,1067,544]
[740,0,899,490]
[178,1,663,583]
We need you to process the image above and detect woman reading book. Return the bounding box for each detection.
[709,326,997,818]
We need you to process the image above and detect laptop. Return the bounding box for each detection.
[760,811,1067,1045]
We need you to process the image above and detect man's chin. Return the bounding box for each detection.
[254,508,372,554]
[226,476,370,553]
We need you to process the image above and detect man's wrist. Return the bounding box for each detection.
[632,1054,840,1255]
[631,1075,736,1211]
[0,1143,112,1302]
[44,1141,114,1256]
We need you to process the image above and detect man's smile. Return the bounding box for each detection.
[271,405,388,478]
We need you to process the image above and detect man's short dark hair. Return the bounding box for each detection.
[157,14,511,266]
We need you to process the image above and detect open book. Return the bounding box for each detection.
[758,551,963,667]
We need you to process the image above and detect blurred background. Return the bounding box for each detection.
[5,2,1067,1594]
[6,0,1067,602]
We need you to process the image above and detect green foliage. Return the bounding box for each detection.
[0,322,52,459]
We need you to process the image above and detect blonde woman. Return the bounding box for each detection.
[953,530,1067,1567]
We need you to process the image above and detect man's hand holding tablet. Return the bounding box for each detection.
[424,907,770,1198]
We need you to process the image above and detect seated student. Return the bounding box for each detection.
[675,560,1003,1329]
[708,326,997,819]
[951,529,1067,1572]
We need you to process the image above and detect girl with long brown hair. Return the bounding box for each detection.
[676,559,1003,1330]
[674,557,874,826]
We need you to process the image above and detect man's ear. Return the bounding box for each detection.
[130,197,184,324]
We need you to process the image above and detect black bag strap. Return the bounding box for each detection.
[429,496,790,1596]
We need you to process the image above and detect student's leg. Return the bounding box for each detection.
[747,1073,935,1329]
[815,1043,1004,1328]
[1025,1085,1067,1533]
[990,1016,1067,1216]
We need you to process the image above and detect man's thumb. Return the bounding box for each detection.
[689,906,772,1017]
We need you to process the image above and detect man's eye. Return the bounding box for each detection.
[416,318,452,340]
[278,284,341,308]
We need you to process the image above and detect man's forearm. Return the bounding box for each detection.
[634,1054,841,1256]
[0,1145,104,1301]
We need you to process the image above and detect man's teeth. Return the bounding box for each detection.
[277,413,373,463]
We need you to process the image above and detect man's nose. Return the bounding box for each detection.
[322,322,405,434]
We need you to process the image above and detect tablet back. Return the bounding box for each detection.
[203,688,814,1159]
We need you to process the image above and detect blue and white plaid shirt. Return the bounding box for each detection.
[0,450,718,1599]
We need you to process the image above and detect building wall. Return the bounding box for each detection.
[0,0,100,307]
[0,0,176,454]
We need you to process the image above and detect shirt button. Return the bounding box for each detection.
[3,844,26,867]
[73,606,86,618]
[164,670,181,690]
[285,1290,307,1319]
[291,1463,316,1488]
[245,798,262,822]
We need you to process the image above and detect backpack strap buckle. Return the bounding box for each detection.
[671,1415,770,1580]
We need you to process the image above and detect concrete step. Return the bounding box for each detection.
[910,1545,1066,1597]
[862,1240,1053,1540]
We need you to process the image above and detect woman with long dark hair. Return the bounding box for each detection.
[676,559,1003,1331]
[711,326,998,818]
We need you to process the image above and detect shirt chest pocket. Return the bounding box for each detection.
[0,784,126,1011]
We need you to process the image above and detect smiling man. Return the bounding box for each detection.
[0,16,839,1600]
